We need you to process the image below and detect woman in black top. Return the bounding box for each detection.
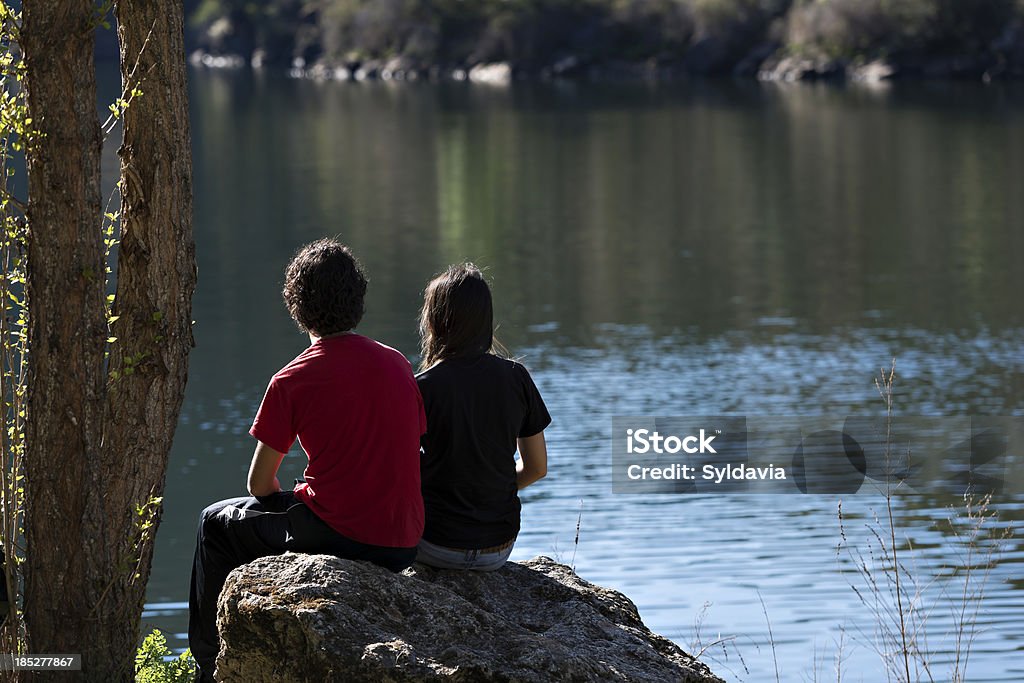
[415,263,550,571]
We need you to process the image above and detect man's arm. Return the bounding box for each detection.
[516,432,548,490]
[248,441,286,496]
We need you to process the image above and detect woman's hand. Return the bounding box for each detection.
[516,431,548,490]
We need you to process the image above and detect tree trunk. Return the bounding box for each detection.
[20,0,107,673]
[85,0,196,676]
[21,0,195,679]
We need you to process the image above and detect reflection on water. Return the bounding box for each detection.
[140,70,1024,681]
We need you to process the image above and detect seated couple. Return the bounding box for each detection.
[188,239,551,681]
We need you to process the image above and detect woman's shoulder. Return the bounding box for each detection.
[497,355,537,377]
[474,355,541,393]
[417,353,529,382]
[465,353,532,374]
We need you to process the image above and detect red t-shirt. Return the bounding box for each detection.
[249,334,425,548]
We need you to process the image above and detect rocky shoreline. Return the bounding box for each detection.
[191,45,1024,85]
[216,553,724,682]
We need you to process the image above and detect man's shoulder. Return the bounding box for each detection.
[297,334,411,365]
[271,335,415,390]
[352,335,414,371]
[268,344,317,383]
[359,335,405,357]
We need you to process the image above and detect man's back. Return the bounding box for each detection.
[251,333,425,547]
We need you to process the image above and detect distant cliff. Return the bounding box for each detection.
[215,553,723,682]
[186,0,1024,81]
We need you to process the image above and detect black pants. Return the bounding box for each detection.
[188,491,416,680]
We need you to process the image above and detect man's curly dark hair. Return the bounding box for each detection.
[282,239,367,336]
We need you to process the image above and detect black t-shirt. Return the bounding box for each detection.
[416,353,551,549]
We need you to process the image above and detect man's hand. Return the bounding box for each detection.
[248,441,286,496]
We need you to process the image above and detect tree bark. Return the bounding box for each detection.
[21,0,107,673]
[21,0,195,679]
[85,0,196,676]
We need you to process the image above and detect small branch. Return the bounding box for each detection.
[0,188,27,216]
[694,634,737,661]
[101,23,157,138]
[758,590,780,683]
[570,498,582,572]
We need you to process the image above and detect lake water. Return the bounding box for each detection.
[134,70,1024,681]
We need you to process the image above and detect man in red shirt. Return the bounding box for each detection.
[188,239,425,682]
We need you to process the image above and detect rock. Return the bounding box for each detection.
[850,59,896,83]
[354,60,384,81]
[197,52,246,70]
[757,54,813,81]
[216,553,723,683]
[382,56,420,81]
[551,55,584,77]
[468,62,512,85]
[758,54,845,81]
[732,41,782,78]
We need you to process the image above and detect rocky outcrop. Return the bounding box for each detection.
[754,52,1020,83]
[216,553,723,683]
[468,63,513,85]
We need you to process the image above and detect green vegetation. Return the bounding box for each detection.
[833,364,1011,683]
[786,0,1021,60]
[135,630,195,683]
[1,1,30,657]
[189,0,786,70]
[187,0,1024,77]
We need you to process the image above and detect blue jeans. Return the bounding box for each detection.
[415,538,514,571]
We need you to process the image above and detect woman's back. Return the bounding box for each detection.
[417,353,550,549]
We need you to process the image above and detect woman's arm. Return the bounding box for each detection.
[516,431,548,490]
[248,440,286,496]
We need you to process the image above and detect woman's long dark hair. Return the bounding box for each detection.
[418,263,506,371]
